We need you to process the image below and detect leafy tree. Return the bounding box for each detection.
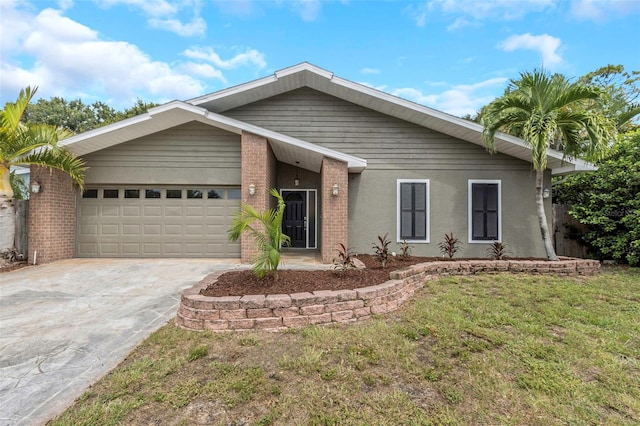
[481,69,614,260]
[554,131,640,266]
[23,97,117,133]
[578,64,640,132]
[228,188,290,279]
[23,97,158,134]
[116,99,159,121]
[1,87,85,252]
[9,171,28,200]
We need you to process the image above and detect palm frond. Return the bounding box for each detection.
[15,149,86,188]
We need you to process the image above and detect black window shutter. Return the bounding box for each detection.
[400,183,427,240]
[471,183,498,240]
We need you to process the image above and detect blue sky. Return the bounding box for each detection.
[2,0,639,117]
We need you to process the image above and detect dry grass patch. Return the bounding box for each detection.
[50,267,639,425]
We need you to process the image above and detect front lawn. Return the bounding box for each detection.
[51,267,639,425]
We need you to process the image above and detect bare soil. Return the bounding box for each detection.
[201,255,467,297]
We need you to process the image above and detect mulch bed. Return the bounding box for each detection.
[0,260,29,273]
[200,255,501,297]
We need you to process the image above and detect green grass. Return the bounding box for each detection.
[51,267,639,425]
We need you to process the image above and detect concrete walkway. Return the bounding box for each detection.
[0,258,241,426]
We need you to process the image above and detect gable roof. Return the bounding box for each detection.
[189,62,595,175]
[59,101,367,174]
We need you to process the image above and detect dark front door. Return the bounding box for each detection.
[282,191,307,248]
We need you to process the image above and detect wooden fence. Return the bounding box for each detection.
[552,203,589,258]
[15,200,28,258]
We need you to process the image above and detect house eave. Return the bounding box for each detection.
[59,101,367,174]
[189,62,592,174]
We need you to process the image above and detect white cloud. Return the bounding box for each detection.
[181,62,227,83]
[149,16,206,37]
[391,77,508,117]
[499,33,562,67]
[360,67,380,75]
[406,0,556,28]
[570,0,640,22]
[183,47,267,70]
[403,3,430,27]
[293,0,322,21]
[1,7,209,107]
[95,0,206,36]
[96,0,177,18]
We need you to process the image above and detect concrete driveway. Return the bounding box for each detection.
[0,258,240,426]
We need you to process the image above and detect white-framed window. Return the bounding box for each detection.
[468,180,501,243]
[397,179,429,243]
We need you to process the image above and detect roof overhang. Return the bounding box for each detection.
[189,62,595,176]
[59,101,367,174]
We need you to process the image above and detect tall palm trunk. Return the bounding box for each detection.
[0,165,15,251]
[535,169,558,260]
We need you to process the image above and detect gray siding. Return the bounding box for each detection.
[83,121,241,185]
[223,88,531,172]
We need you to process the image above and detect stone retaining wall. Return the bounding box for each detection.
[177,258,600,332]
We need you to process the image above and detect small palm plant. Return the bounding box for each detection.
[228,188,290,279]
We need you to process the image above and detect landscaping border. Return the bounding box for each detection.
[177,258,600,332]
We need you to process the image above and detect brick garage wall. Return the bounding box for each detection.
[240,131,276,263]
[176,258,601,332]
[321,157,348,263]
[28,166,77,263]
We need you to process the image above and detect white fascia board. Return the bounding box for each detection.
[187,74,278,106]
[552,160,597,175]
[275,62,334,79]
[59,97,366,172]
[329,75,594,171]
[59,113,153,149]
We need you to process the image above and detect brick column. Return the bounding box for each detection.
[240,131,276,263]
[321,157,348,263]
[28,166,77,263]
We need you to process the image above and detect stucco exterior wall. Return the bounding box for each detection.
[348,168,552,259]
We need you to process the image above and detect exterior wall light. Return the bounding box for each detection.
[542,187,550,199]
[332,184,339,196]
[30,181,41,194]
[248,183,256,196]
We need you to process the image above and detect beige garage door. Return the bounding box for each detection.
[77,187,241,257]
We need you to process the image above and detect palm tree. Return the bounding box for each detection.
[481,69,614,260]
[1,86,86,252]
[228,188,291,279]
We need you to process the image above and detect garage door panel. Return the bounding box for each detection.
[80,205,99,217]
[100,243,119,255]
[143,243,162,256]
[165,206,183,216]
[144,206,162,217]
[79,243,98,255]
[185,224,204,235]
[122,224,141,236]
[185,243,205,254]
[79,224,98,236]
[143,224,162,235]
[122,243,141,255]
[78,187,240,258]
[101,206,119,217]
[123,206,141,216]
[164,243,182,255]
[165,224,182,235]
[101,224,119,235]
